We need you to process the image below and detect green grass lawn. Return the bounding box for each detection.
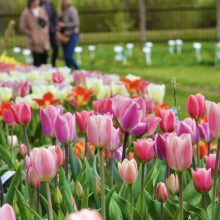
[4,42,220,118]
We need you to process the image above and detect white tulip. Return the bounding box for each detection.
[147,83,166,105]
[7,135,18,148]
[0,87,13,102]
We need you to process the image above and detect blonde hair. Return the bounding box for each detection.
[59,0,72,13]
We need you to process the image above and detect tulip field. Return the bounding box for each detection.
[0,47,220,220]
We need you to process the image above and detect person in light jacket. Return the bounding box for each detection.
[20,0,49,67]
[58,0,80,69]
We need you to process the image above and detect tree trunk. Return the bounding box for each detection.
[217,0,220,41]
[138,0,146,45]
[124,0,130,10]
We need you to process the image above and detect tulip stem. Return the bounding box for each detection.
[0,177,4,206]
[122,132,129,161]
[84,134,88,158]
[166,162,171,178]
[202,193,206,210]
[52,138,56,146]
[23,126,30,155]
[178,172,183,220]
[37,187,40,213]
[160,202,163,220]
[140,163,145,217]
[46,182,53,220]
[130,184,133,220]
[65,144,69,179]
[192,154,196,170]
[99,149,106,220]
[110,153,114,188]
[212,139,220,219]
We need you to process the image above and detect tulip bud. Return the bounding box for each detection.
[13,201,20,217]
[75,181,84,199]
[19,144,28,157]
[159,109,176,132]
[28,167,41,189]
[54,187,63,205]
[166,174,179,195]
[95,177,101,196]
[156,182,168,203]
[7,135,18,148]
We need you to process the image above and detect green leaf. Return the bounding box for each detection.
[4,162,23,204]
[109,198,123,220]
[0,144,14,168]
[81,189,89,208]
[16,188,33,220]
[214,193,220,220]
[59,167,75,213]
[69,145,81,180]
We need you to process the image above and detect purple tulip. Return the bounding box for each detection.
[154,133,169,160]
[54,112,77,144]
[198,122,215,143]
[40,105,64,138]
[176,118,199,144]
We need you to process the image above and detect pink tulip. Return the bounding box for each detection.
[112,95,160,137]
[176,118,199,144]
[75,110,93,132]
[205,154,220,174]
[19,144,28,157]
[0,204,16,220]
[54,112,77,144]
[48,145,64,167]
[192,168,212,192]
[154,133,169,160]
[186,93,205,119]
[159,109,175,132]
[52,71,65,84]
[166,133,192,171]
[11,103,31,125]
[30,147,58,182]
[134,139,155,162]
[118,159,138,184]
[106,127,120,152]
[93,97,113,115]
[2,108,15,125]
[156,182,168,203]
[86,114,113,148]
[28,166,41,188]
[40,105,64,138]
[206,101,220,138]
[198,122,215,143]
[66,209,103,220]
[143,114,161,137]
[166,174,179,195]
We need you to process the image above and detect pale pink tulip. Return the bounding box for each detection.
[28,167,41,188]
[66,209,103,220]
[19,144,28,157]
[205,154,220,174]
[106,127,120,152]
[0,204,16,220]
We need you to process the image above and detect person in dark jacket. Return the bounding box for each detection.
[40,0,58,67]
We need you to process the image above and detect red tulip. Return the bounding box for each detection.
[2,106,15,125]
[134,139,155,163]
[192,168,212,192]
[156,182,168,203]
[159,109,175,132]
[186,93,205,119]
[11,102,31,125]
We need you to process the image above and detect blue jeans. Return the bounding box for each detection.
[62,34,79,70]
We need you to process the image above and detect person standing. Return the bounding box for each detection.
[58,0,80,69]
[20,0,49,67]
[40,0,58,67]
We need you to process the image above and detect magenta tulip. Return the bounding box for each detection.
[66,209,103,220]
[11,102,31,125]
[176,118,199,144]
[54,112,77,144]
[206,101,220,138]
[186,93,205,119]
[134,139,155,163]
[86,114,113,148]
[166,133,192,171]
[192,168,212,192]
[154,133,168,160]
[30,147,58,182]
[118,159,138,184]
[198,122,215,143]
[159,109,175,132]
[40,105,63,138]
[156,182,168,203]
[0,204,16,220]
[2,108,15,125]
[75,110,93,132]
